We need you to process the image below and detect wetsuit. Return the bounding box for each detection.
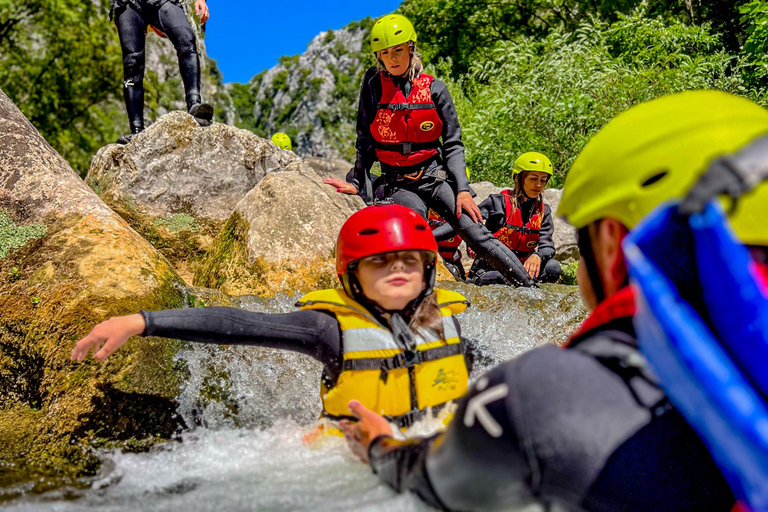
[365,287,736,512]
[428,210,466,281]
[348,67,534,287]
[465,193,561,285]
[139,302,470,426]
[112,0,204,135]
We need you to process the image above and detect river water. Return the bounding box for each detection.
[3,283,586,511]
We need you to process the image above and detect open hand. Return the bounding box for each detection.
[195,0,209,24]
[456,191,481,223]
[339,400,394,463]
[323,177,359,195]
[524,254,541,279]
[70,314,146,362]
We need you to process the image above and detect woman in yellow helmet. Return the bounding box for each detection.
[466,152,562,285]
[323,14,535,288]
[71,205,471,429]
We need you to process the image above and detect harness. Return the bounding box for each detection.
[493,190,543,261]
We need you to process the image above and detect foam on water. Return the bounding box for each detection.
[4,283,585,511]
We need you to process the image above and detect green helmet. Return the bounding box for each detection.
[371,14,417,53]
[559,91,768,234]
[513,152,553,175]
[271,132,292,151]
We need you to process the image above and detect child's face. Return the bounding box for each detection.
[355,251,426,310]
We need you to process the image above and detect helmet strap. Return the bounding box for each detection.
[578,224,606,305]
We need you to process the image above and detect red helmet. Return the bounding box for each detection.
[336,204,438,296]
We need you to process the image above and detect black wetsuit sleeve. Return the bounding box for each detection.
[350,67,380,196]
[368,361,534,511]
[534,204,555,262]
[432,79,469,194]
[140,307,344,380]
[478,194,508,232]
[431,221,458,242]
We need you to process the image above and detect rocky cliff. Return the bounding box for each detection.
[231,19,375,161]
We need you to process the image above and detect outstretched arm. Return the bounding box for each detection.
[72,308,343,377]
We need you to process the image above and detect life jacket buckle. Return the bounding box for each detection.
[402,142,413,155]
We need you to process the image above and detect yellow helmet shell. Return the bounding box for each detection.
[371,14,417,53]
[513,152,553,176]
[270,132,292,151]
[729,183,768,247]
[559,90,768,231]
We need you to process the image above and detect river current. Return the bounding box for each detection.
[3,283,586,511]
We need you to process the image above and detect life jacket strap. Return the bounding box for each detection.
[342,343,463,381]
[377,102,436,111]
[373,140,441,155]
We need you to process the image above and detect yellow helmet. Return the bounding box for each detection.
[270,132,292,151]
[371,14,417,53]
[729,183,768,247]
[559,91,768,236]
[513,152,553,175]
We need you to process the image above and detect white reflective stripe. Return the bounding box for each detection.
[342,327,400,353]
[342,315,459,354]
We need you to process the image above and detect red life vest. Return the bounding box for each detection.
[493,190,542,262]
[369,73,443,168]
[428,209,462,259]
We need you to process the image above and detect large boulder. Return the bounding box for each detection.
[303,156,353,181]
[86,112,299,282]
[0,90,205,476]
[196,163,365,296]
[542,189,579,263]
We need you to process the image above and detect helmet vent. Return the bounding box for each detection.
[394,30,403,36]
[359,228,379,235]
[641,171,668,188]
[415,224,427,231]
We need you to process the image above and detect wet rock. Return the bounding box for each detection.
[195,163,365,296]
[86,112,299,282]
[0,89,194,476]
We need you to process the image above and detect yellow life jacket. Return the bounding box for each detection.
[297,288,469,424]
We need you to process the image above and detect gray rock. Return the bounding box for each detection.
[304,156,353,181]
[196,163,365,296]
[470,181,506,204]
[542,189,579,263]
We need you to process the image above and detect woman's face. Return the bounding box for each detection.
[521,171,550,198]
[355,251,426,311]
[378,43,412,77]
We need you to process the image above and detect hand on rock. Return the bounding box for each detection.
[323,177,359,195]
[524,254,541,279]
[456,191,481,223]
[71,314,146,362]
[339,400,393,463]
[195,0,209,24]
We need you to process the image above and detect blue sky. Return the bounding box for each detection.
[204,1,402,84]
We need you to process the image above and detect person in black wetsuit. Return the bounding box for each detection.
[338,93,751,511]
[322,14,534,288]
[111,0,213,144]
[465,152,561,285]
[71,205,472,429]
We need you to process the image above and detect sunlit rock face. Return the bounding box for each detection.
[86,112,299,282]
[195,163,365,297]
[0,89,199,477]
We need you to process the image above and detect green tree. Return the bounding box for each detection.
[0,0,123,175]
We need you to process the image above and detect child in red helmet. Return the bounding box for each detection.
[72,205,472,429]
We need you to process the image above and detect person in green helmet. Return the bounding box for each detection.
[464,152,561,285]
[337,90,768,512]
[271,132,292,152]
[323,14,536,288]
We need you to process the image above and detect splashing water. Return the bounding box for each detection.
[3,283,585,511]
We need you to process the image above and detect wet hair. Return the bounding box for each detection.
[376,42,424,82]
